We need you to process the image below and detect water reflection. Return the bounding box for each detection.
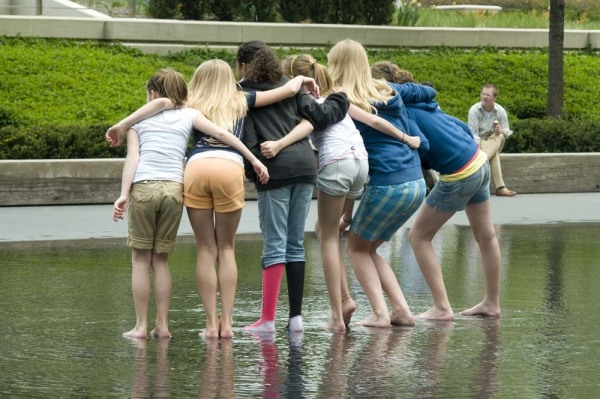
[413,322,452,399]
[130,338,171,398]
[2,225,600,397]
[316,333,354,398]
[198,339,235,398]
[472,319,500,399]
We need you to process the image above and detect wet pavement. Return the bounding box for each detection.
[1,193,599,244]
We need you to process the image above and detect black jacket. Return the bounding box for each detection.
[240,78,349,191]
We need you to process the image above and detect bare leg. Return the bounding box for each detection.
[461,200,502,317]
[150,251,172,338]
[188,208,220,339]
[408,203,456,321]
[340,253,356,327]
[214,209,242,338]
[123,248,151,339]
[317,191,349,333]
[347,232,391,328]
[370,240,415,326]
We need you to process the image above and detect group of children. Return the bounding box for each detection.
[108,39,502,340]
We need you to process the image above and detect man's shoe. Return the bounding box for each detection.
[496,187,516,197]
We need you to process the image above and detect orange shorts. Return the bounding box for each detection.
[183,157,245,212]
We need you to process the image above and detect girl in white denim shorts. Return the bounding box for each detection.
[260,54,421,333]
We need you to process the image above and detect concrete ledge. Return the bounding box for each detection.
[1,153,599,206]
[497,153,600,193]
[1,16,599,51]
[435,5,502,13]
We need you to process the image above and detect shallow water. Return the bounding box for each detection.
[1,224,600,398]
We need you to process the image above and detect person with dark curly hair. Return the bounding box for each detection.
[236,40,350,334]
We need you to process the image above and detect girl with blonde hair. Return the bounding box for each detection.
[261,53,420,332]
[110,68,269,340]
[327,39,437,327]
[107,61,318,338]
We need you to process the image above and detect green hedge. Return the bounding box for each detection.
[0,125,126,159]
[3,37,600,159]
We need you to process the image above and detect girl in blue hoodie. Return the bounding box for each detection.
[327,39,436,327]
[371,62,502,321]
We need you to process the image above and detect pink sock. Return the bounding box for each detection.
[261,263,284,321]
[246,263,284,329]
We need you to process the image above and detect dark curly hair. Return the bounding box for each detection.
[237,40,282,84]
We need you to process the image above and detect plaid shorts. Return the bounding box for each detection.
[351,179,425,242]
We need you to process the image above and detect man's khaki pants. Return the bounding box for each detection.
[479,133,506,191]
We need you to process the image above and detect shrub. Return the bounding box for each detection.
[0,107,20,128]
[4,38,600,158]
[506,118,600,153]
[278,0,310,23]
[242,0,278,22]
[180,0,207,20]
[362,0,396,25]
[0,125,127,159]
[209,0,242,21]
[148,0,179,19]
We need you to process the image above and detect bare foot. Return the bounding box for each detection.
[200,327,219,339]
[459,302,501,317]
[220,319,234,339]
[150,328,171,339]
[354,313,391,328]
[342,297,356,327]
[390,310,416,326]
[123,327,147,339]
[321,317,346,333]
[417,306,455,321]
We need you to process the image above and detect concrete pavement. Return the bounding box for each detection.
[1,193,599,246]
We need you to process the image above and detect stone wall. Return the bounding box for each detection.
[1,16,600,55]
[1,154,599,206]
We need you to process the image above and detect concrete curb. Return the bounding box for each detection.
[1,153,599,206]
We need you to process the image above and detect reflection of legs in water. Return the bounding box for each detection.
[413,322,453,398]
[198,339,235,398]
[348,328,413,396]
[317,334,354,397]
[131,339,171,399]
[251,334,280,398]
[460,200,501,317]
[472,318,500,398]
[408,203,456,321]
[284,331,305,396]
[154,338,171,398]
[131,339,149,399]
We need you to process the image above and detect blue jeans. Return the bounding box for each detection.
[257,183,314,268]
[426,161,491,212]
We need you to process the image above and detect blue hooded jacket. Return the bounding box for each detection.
[352,82,434,186]
[403,97,479,174]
